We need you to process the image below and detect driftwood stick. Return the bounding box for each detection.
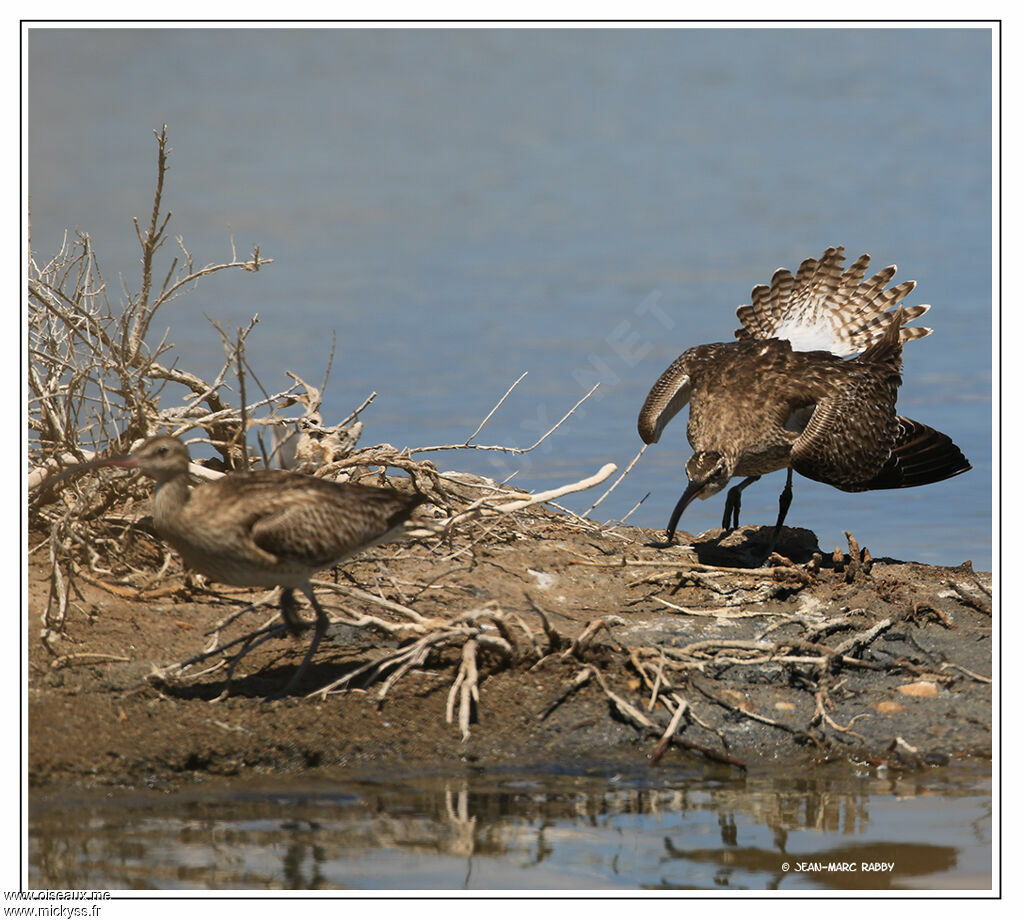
[492,463,617,513]
[311,579,430,624]
[447,638,481,740]
[580,444,647,518]
[832,617,894,656]
[410,380,599,455]
[462,372,529,445]
[647,695,690,765]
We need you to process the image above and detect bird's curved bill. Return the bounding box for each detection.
[34,451,139,498]
[664,477,706,540]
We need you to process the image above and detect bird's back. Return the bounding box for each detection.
[156,470,424,588]
[683,334,907,482]
[682,340,833,469]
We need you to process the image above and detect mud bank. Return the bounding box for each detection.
[28,510,992,790]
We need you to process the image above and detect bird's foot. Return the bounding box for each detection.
[646,535,677,549]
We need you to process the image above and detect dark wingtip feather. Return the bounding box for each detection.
[861,417,971,490]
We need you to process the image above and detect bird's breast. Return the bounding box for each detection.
[163,529,315,588]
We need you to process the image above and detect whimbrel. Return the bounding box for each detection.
[60,435,425,694]
[637,246,971,556]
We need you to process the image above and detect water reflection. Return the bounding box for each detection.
[30,767,990,891]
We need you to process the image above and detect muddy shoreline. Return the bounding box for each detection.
[28,510,992,792]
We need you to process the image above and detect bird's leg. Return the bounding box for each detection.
[276,584,331,697]
[721,476,760,531]
[278,587,306,637]
[763,467,794,560]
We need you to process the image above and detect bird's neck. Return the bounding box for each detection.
[150,472,191,533]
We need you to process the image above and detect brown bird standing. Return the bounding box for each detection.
[637,246,971,556]
[55,435,425,694]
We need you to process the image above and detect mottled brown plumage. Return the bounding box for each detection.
[638,247,971,553]
[76,435,425,692]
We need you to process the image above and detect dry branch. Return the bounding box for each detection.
[447,639,481,741]
[580,443,647,519]
[409,381,600,456]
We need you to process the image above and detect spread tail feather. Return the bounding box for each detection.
[734,246,932,356]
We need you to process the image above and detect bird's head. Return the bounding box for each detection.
[654,450,736,546]
[120,436,192,482]
[684,451,732,500]
[34,434,193,501]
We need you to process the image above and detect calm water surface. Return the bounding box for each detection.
[27,28,993,568]
[30,766,991,891]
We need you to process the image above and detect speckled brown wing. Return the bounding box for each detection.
[235,474,422,568]
[637,351,695,445]
[789,368,902,491]
[638,342,753,445]
[789,317,904,491]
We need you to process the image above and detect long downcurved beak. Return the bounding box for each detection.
[34,452,139,501]
[662,477,706,545]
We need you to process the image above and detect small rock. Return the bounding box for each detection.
[719,688,748,709]
[692,525,820,567]
[527,569,557,590]
[875,700,905,713]
[897,681,939,698]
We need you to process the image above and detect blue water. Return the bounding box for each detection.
[27,27,993,568]
[30,767,992,890]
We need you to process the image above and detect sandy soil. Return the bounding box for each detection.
[28,509,992,790]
